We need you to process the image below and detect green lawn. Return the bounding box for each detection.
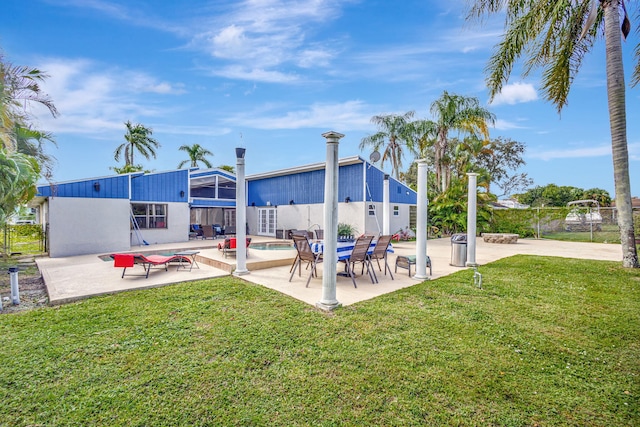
[1,256,639,426]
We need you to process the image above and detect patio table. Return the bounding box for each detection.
[173,250,200,272]
[310,239,393,260]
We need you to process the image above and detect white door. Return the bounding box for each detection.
[258,208,277,236]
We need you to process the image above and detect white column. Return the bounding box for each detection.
[317,131,344,311]
[383,174,390,236]
[234,147,249,276]
[414,159,429,279]
[466,173,478,267]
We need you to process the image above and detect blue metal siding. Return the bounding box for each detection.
[390,179,417,204]
[131,169,189,202]
[365,165,385,202]
[339,163,364,202]
[363,161,417,204]
[247,163,364,206]
[36,175,130,199]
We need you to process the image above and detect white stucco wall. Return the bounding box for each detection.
[48,197,131,257]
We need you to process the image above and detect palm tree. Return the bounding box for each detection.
[0,150,39,228]
[467,0,638,268]
[114,121,160,167]
[15,124,57,179]
[359,111,415,180]
[0,53,58,152]
[429,91,496,194]
[177,144,214,169]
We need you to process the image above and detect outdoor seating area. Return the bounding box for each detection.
[35,235,625,307]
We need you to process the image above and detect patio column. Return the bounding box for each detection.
[234,147,249,276]
[414,159,429,280]
[383,174,390,236]
[466,173,478,267]
[317,131,344,311]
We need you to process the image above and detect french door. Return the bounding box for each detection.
[257,208,277,236]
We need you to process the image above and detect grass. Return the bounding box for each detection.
[1,256,639,426]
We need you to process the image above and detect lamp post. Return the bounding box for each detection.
[317,131,344,311]
[414,159,429,279]
[234,147,249,276]
[466,173,478,267]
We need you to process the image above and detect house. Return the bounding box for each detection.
[30,156,417,257]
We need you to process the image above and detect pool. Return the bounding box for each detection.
[249,241,295,250]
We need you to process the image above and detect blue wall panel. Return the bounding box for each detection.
[131,169,189,202]
[36,175,130,199]
[363,161,417,204]
[247,163,364,206]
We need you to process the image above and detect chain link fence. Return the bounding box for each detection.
[489,207,640,243]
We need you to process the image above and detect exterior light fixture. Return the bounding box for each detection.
[180,190,185,198]
[93,182,100,192]
[344,196,351,203]
[289,200,294,205]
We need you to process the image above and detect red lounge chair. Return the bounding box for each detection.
[112,253,191,278]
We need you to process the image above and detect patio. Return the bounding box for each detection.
[36,235,623,306]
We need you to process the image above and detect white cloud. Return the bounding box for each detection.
[225,100,374,130]
[529,144,611,161]
[490,82,538,105]
[493,119,526,131]
[31,58,185,135]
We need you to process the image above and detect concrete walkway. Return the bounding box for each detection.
[37,236,623,307]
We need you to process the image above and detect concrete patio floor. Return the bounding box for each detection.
[36,236,623,307]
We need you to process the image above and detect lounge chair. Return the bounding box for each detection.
[112,253,191,278]
[217,237,251,258]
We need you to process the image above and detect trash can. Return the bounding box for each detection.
[450,234,467,267]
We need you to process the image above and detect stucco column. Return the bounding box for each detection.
[414,159,429,280]
[234,147,249,276]
[466,173,478,267]
[383,174,390,236]
[317,131,344,311]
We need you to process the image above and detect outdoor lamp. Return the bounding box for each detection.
[289,200,294,205]
[93,182,100,192]
[235,147,246,159]
[345,196,351,203]
[180,190,185,198]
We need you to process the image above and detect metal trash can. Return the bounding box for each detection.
[450,234,467,267]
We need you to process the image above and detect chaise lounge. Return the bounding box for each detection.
[112,253,192,278]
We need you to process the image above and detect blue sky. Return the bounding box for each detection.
[1,0,638,197]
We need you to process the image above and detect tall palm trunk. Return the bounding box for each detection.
[603,0,638,267]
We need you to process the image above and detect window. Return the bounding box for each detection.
[131,203,167,229]
[393,205,399,216]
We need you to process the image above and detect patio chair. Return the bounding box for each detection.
[289,230,316,273]
[314,229,324,240]
[224,225,236,236]
[289,234,323,287]
[190,224,204,239]
[369,234,394,280]
[201,225,215,239]
[339,234,376,288]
